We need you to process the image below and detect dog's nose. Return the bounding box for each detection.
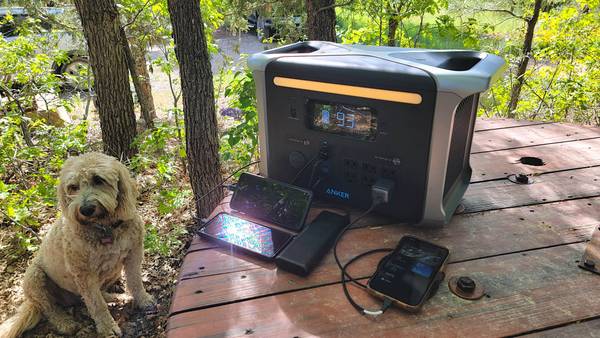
[79,204,96,217]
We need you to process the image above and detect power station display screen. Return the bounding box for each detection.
[307,100,377,141]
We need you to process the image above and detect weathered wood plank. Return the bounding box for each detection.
[471,123,600,153]
[178,249,267,280]
[474,118,548,132]
[462,166,600,213]
[170,197,600,314]
[523,318,600,337]
[167,244,600,338]
[471,138,600,182]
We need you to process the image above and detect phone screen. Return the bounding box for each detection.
[200,213,293,258]
[230,173,312,231]
[368,236,449,306]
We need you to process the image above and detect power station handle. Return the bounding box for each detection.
[468,54,507,86]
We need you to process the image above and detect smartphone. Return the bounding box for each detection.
[367,236,449,311]
[230,173,313,231]
[200,212,294,259]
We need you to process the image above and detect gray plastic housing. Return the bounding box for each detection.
[248,41,505,226]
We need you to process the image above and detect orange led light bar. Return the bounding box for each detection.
[273,76,422,105]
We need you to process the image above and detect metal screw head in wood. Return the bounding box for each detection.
[448,276,486,300]
[508,173,534,184]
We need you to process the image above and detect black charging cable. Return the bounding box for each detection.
[341,248,394,315]
[193,160,260,225]
[197,160,260,201]
[332,178,396,316]
[292,141,329,187]
[291,155,318,185]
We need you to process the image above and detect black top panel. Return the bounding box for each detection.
[272,55,436,92]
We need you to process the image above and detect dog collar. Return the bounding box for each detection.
[91,220,124,245]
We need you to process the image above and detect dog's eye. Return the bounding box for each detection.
[92,175,105,185]
[67,184,79,193]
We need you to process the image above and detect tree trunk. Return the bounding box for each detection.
[131,43,157,123]
[306,0,336,41]
[387,16,398,46]
[413,14,425,48]
[167,0,223,218]
[74,0,137,160]
[118,27,155,130]
[507,0,543,117]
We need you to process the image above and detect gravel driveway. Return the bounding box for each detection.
[147,29,274,113]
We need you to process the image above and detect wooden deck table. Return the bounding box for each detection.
[167,119,600,337]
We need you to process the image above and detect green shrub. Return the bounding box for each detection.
[219,67,259,169]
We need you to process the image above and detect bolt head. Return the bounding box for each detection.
[516,174,529,184]
[457,276,476,293]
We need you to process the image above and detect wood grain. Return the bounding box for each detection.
[462,166,600,213]
[471,138,600,182]
[168,244,600,338]
[472,123,600,153]
[474,118,549,132]
[523,318,600,337]
[170,197,600,314]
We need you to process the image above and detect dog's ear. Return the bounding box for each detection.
[57,177,69,212]
[114,160,138,220]
[57,157,75,212]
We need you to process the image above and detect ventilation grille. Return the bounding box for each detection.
[443,94,478,196]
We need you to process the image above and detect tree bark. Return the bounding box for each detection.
[119,27,155,130]
[131,43,157,123]
[74,0,137,160]
[167,0,223,218]
[387,16,398,46]
[306,0,337,41]
[507,0,543,117]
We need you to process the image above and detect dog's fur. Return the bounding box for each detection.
[0,152,155,337]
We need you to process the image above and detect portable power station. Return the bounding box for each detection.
[248,41,505,226]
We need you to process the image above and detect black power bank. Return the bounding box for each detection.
[275,211,349,276]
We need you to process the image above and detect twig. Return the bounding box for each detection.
[523,79,550,111]
[0,209,41,241]
[24,5,79,32]
[83,63,93,120]
[0,84,34,146]
[478,8,526,21]
[121,0,154,30]
[532,63,560,119]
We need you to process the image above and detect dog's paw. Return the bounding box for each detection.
[97,321,122,337]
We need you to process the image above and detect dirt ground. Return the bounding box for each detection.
[0,30,269,338]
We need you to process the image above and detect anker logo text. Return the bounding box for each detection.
[326,188,350,200]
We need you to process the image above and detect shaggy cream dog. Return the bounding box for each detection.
[0,152,155,337]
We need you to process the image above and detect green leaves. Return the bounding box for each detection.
[144,221,188,256]
[219,66,259,168]
[478,0,599,123]
[0,107,89,253]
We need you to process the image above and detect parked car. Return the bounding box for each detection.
[0,6,89,91]
[247,11,302,41]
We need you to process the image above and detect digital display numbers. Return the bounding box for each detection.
[307,100,377,141]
